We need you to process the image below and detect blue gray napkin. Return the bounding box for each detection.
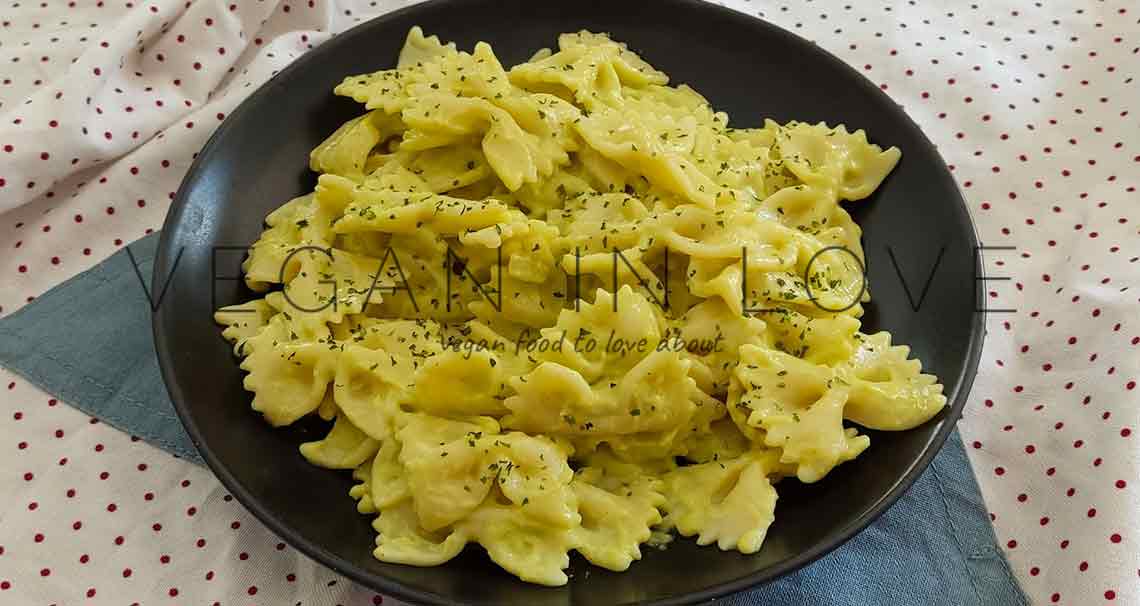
[0,232,1026,606]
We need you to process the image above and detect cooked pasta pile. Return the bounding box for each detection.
[215,27,946,586]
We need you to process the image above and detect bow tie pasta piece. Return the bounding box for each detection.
[571,457,666,571]
[542,286,666,377]
[509,31,667,112]
[241,194,313,291]
[237,313,337,426]
[468,265,567,335]
[565,247,671,314]
[679,417,752,464]
[762,308,862,366]
[353,231,473,323]
[215,299,275,356]
[471,218,560,285]
[396,26,458,69]
[396,424,496,531]
[411,345,511,416]
[655,203,796,262]
[370,437,411,510]
[756,175,860,241]
[397,425,578,583]
[299,413,380,470]
[335,190,513,235]
[331,344,410,440]
[733,345,870,483]
[453,211,533,259]
[455,503,575,587]
[287,174,358,248]
[407,40,513,102]
[310,110,403,181]
[328,319,450,434]
[275,246,392,334]
[390,143,494,195]
[575,108,721,208]
[619,84,713,132]
[552,192,650,255]
[504,349,711,451]
[761,387,868,484]
[219,25,949,586]
[400,95,570,191]
[840,332,947,430]
[335,69,404,113]
[334,28,459,114]
[349,457,376,514]
[484,433,579,528]
[669,297,767,396]
[373,499,469,567]
[397,413,502,462]
[661,452,780,553]
[557,31,668,86]
[573,144,647,195]
[512,168,597,219]
[359,153,431,194]
[724,234,867,319]
[653,205,803,316]
[775,121,901,202]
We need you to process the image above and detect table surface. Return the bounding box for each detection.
[1,1,1136,604]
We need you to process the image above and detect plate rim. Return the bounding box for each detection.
[152,0,986,603]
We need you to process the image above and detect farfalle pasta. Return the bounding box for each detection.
[215,27,946,586]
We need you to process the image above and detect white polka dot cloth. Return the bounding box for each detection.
[1,1,1136,604]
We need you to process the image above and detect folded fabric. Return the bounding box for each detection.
[0,232,1026,606]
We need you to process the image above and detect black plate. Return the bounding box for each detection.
[153,0,983,604]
